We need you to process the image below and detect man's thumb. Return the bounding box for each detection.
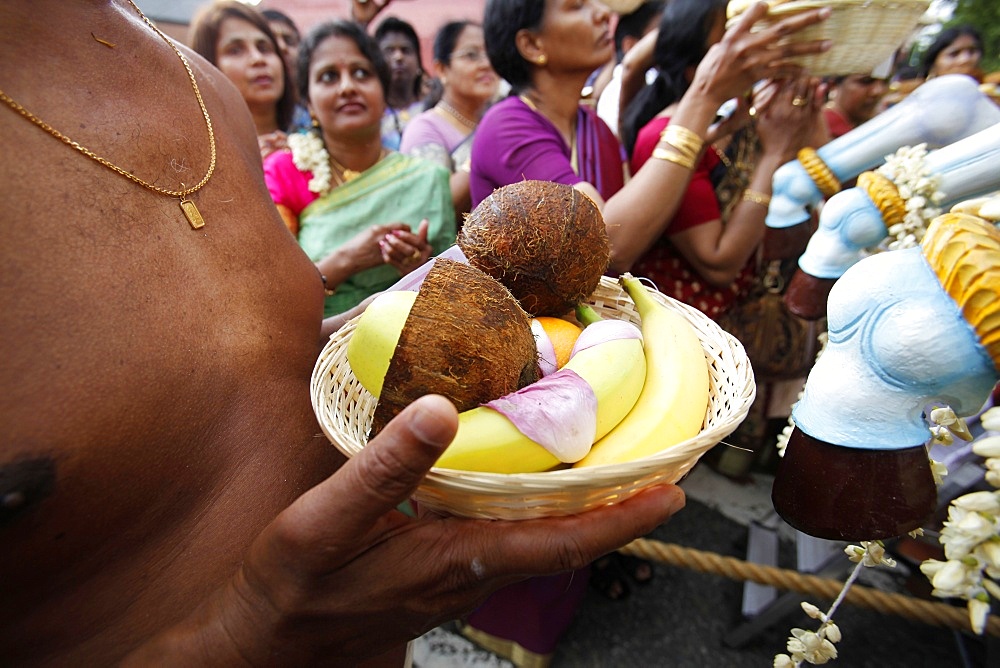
[300,395,458,535]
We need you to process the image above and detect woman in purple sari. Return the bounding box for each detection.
[464,1,835,664]
[472,1,831,275]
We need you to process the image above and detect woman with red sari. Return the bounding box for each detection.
[465,1,833,664]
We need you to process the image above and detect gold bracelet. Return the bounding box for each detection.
[742,189,771,207]
[797,147,841,198]
[659,142,699,167]
[652,146,696,170]
[660,124,705,156]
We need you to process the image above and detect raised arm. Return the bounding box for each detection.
[602,2,832,272]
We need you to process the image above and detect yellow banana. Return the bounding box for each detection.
[434,320,647,473]
[574,274,709,468]
[346,290,417,397]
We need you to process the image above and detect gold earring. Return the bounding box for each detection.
[311,115,320,128]
[536,54,547,66]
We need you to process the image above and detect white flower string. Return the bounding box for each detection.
[770,168,993,662]
[773,385,998,661]
[773,542,895,667]
[288,130,333,196]
[919,405,1000,636]
[874,143,945,251]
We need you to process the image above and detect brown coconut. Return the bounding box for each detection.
[458,180,611,317]
[370,258,539,435]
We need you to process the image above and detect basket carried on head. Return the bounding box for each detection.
[728,0,930,77]
[310,276,755,520]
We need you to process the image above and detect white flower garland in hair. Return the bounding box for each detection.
[876,143,945,251]
[288,130,333,196]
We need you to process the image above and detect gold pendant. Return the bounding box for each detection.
[342,169,361,182]
[179,197,205,229]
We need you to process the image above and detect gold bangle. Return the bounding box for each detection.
[652,146,696,170]
[742,189,771,207]
[660,124,705,156]
[797,147,841,198]
[857,171,906,228]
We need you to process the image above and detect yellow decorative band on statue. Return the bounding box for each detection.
[797,147,841,198]
[857,171,907,229]
[920,212,1000,370]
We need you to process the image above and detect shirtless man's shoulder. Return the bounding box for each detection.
[0,2,340,662]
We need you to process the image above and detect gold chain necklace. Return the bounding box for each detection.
[0,0,216,229]
[328,152,363,184]
[436,99,477,132]
[327,148,386,186]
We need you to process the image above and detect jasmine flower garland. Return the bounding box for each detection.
[288,130,333,196]
[875,143,945,251]
[920,405,1000,636]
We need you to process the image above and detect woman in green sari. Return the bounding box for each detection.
[265,20,456,316]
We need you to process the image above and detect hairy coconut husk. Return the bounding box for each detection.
[370,259,540,436]
[458,180,610,317]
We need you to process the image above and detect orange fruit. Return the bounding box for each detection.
[533,316,583,369]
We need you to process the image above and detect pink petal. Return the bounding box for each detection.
[485,369,597,463]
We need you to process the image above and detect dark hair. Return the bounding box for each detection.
[614,1,664,61]
[297,20,391,104]
[483,0,546,93]
[374,16,425,97]
[433,20,476,66]
[189,0,296,131]
[921,25,983,78]
[620,0,726,156]
[261,8,299,39]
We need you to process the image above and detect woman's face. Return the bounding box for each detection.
[215,17,284,112]
[307,34,386,142]
[268,20,300,73]
[931,33,983,78]
[532,0,613,75]
[441,25,499,107]
[832,75,888,125]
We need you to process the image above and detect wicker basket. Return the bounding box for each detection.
[311,276,756,520]
[729,0,930,77]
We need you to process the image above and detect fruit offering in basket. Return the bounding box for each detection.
[347,269,710,473]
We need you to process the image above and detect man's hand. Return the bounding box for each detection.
[128,395,685,665]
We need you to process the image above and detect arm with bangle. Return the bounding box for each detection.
[600,92,722,273]
[596,1,832,273]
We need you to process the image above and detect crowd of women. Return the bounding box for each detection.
[182,0,990,665]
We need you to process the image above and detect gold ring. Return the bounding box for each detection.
[410,250,421,262]
[791,96,807,107]
[748,106,758,118]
